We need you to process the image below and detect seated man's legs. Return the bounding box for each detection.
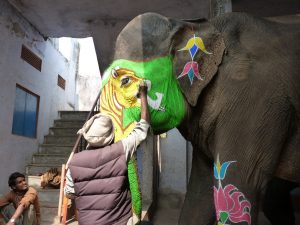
[22,205,37,225]
[0,204,22,225]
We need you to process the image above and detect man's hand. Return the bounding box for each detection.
[138,80,148,96]
[139,81,150,123]
[7,203,26,225]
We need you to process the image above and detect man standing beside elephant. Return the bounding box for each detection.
[65,81,152,225]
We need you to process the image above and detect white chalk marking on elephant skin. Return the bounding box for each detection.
[144,80,165,112]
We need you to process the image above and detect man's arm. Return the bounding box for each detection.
[6,203,26,225]
[64,169,76,199]
[9,187,40,225]
[122,81,150,161]
[0,192,12,208]
[139,81,150,123]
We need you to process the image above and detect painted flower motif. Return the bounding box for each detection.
[214,155,235,180]
[214,184,251,225]
[177,61,204,84]
[177,34,212,85]
[178,35,212,59]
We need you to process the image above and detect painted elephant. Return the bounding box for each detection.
[100,12,300,225]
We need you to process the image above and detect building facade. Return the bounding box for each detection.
[0,1,79,193]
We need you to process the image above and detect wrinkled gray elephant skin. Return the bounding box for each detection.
[113,12,300,225]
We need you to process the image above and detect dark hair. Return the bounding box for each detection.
[8,172,25,188]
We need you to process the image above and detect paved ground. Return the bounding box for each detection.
[152,193,185,225]
[64,192,300,225]
[151,193,300,225]
[64,193,184,225]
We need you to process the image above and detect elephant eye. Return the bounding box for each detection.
[120,76,131,87]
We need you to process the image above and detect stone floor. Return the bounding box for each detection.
[151,193,184,225]
[150,193,300,225]
[63,192,300,225]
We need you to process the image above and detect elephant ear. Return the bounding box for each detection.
[171,20,225,106]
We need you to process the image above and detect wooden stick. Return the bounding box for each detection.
[58,164,66,218]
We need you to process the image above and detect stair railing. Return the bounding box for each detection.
[58,89,101,224]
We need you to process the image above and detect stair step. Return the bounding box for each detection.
[33,154,69,165]
[59,111,90,120]
[54,120,85,128]
[26,164,62,176]
[27,175,41,188]
[40,201,59,209]
[39,144,73,154]
[44,135,78,145]
[39,201,60,224]
[38,188,60,203]
[49,127,80,136]
[24,111,89,225]
[40,215,60,225]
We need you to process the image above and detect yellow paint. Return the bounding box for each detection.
[100,68,143,141]
[216,154,221,175]
[179,35,212,55]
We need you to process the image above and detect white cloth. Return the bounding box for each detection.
[64,119,150,225]
[77,113,114,147]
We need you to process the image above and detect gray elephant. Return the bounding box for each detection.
[100,12,300,225]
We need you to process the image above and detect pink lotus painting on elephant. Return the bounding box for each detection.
[214,156,251,225]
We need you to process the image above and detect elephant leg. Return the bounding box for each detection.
[178,150,215,225]
[262,177,298,225]
[213,168,259,225]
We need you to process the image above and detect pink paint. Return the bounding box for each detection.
[214,184,251,225]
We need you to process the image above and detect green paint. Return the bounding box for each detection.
[101,56,186,221]
[102,56,186,134]
[220,211,229,223]
[123,107,140,128]
[128,158,142,218]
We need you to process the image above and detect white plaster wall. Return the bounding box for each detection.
[76,38,101,111]
[159,129,193,195]
[76,75,101,110]
[0,1,78,194]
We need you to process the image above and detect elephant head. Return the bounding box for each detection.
[100,12,225,139]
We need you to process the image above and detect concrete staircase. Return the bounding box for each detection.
[26,111,89,225]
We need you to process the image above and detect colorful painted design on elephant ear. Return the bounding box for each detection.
[177,61,204,85]
[178,34,212,59]
[213,154,252,225]
[177,35,211,85]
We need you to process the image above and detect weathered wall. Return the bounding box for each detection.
[76,75,101,110]
[0,1,79,194]
[76,38,101,110]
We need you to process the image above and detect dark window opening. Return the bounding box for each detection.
[21,45,42,71]
[57,75,66,90]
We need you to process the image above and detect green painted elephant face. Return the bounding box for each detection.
[100,56,186,136]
